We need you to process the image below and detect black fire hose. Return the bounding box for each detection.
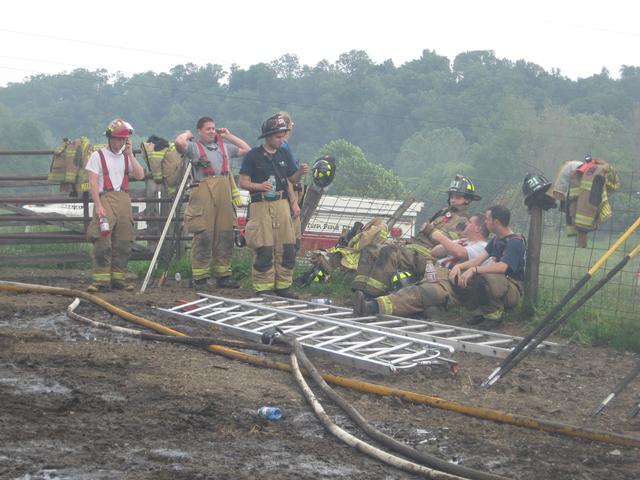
[268,330,509,480]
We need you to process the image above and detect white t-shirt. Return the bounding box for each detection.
[437,238,488,269]
[85,148,129,192]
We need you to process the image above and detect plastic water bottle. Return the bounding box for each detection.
[174,272,181,285]
[265,175,277,199]
[99,216,110,236]
[258,406,282,420]
[311,298,332,305]
[424,261,437,283]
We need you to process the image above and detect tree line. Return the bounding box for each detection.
[0,49,638,202]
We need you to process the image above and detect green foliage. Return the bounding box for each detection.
[318,139,407,199]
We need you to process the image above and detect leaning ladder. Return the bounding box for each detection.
[249,295,563,359]
[159,294,455,375]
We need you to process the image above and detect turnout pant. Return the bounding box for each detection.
[244,199,296,292]
[375,273,523,318]
[86,191,135,287]
[352,243,432,297]
[184,176,235,281]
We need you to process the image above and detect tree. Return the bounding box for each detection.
[318,139,406,199]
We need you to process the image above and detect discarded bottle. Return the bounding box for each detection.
[174,272,182,284]
[99,216,110,237]
[424,261,437,283]
[311,298,332,305]
[258,406,282,420]
[265,175,277,199]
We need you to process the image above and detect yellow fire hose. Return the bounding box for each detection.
[1,280,639,449]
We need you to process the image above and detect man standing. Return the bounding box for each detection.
[239,115,300,297]
[175,117,250,288]
[85,119,145,292]
[355,213,490,317]
[352,175,481,297]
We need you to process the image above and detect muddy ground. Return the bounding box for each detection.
[1,268,639,480]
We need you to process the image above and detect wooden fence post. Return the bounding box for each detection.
[524,206,543,306]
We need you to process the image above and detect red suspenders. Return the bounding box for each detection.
[98,150,130,191]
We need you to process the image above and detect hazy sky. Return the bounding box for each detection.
[1,0,638,87]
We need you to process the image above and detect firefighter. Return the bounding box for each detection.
[238,115,300,297]
[85,119,145,292]
[175,117,251,289]
[352,174,481,297]
[354,213,489,316]
[355,205,525,326]
[276,111,309,251]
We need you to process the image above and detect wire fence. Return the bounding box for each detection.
[531,170,640,323]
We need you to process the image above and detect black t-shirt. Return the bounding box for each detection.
[239,146,297,193]
[485,234,526,281]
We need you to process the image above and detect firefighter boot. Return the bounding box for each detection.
[217,276,240,289]
[354,291,379,316]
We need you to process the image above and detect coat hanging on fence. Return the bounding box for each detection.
[550,157,620,248]
[140,136,185,196]
[48,137,96,196]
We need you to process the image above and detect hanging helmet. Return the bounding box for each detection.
[105,118,133,138]
[312,155,336,189]
[390,271,415,292]
[258,114,290,139]
[522,172,556,210]
[584,153,592,163]
[448,174,481,201]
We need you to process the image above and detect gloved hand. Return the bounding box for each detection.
[231,187,244,207]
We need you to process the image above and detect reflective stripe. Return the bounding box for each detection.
[377,296,393,315]
[364,276,388,293]
[275,280,292,290]
[192,268,209,277]
[212,265,231,274]
[111,272,125,280]
[254,282,275,292]
[405,243,432,258]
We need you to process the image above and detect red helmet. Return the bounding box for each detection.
[105,118,134,138]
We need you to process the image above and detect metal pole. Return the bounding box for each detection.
[139,163,191,293]
[592,359,640,416]
[483,242,640,388]
[482,217,640,388]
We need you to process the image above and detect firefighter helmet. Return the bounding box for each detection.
[522,172,556,210]
[258,114,290,139]
[299,264,328,287]
[390,271,415,292]
[105,118,134,138]
[312,155,336,189]
[448,174,481,201]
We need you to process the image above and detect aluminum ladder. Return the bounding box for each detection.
[249,295,563,359]
[159,294,455,375]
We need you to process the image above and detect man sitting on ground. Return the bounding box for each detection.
[355,206,524,327]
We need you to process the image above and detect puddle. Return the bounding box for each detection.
[0,363,71,396]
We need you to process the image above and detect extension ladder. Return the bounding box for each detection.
[160,294,456,375]
[251,295,563,359]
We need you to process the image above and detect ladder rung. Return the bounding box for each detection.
[478,338,515,346]
[235,312,278,327]
[314,331,362,348]
[364,341,413,359]
[448,334,485,341]
[254,316,298,331]
[337,336,387,353]
[297,325,340,341]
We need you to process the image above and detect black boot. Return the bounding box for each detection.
[275,288,299,299]
[354,291,379,316]
[217,276,240,289]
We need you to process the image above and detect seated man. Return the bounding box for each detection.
[352,174,481,297]
[355,206,525,326]
[354,213,489,316]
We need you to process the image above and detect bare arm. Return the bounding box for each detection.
[431,230,468,259]
[239,174,271,193]
[88,171,105,219]
[124,140,145,180]
[217,128,251,157]
[287,176,300,218]
[174,130,193,154]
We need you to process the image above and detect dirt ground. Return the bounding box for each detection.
[1,268,639,480]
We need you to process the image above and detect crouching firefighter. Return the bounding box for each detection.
[352,174,481,298]
[85,119,145,292]
[175,117,250,289]
[355,205,525,326]
[239,115,301,298]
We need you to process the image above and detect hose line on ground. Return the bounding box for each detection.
[1,281,639,449]
[289,353,469,480]
[278,332,508,480]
